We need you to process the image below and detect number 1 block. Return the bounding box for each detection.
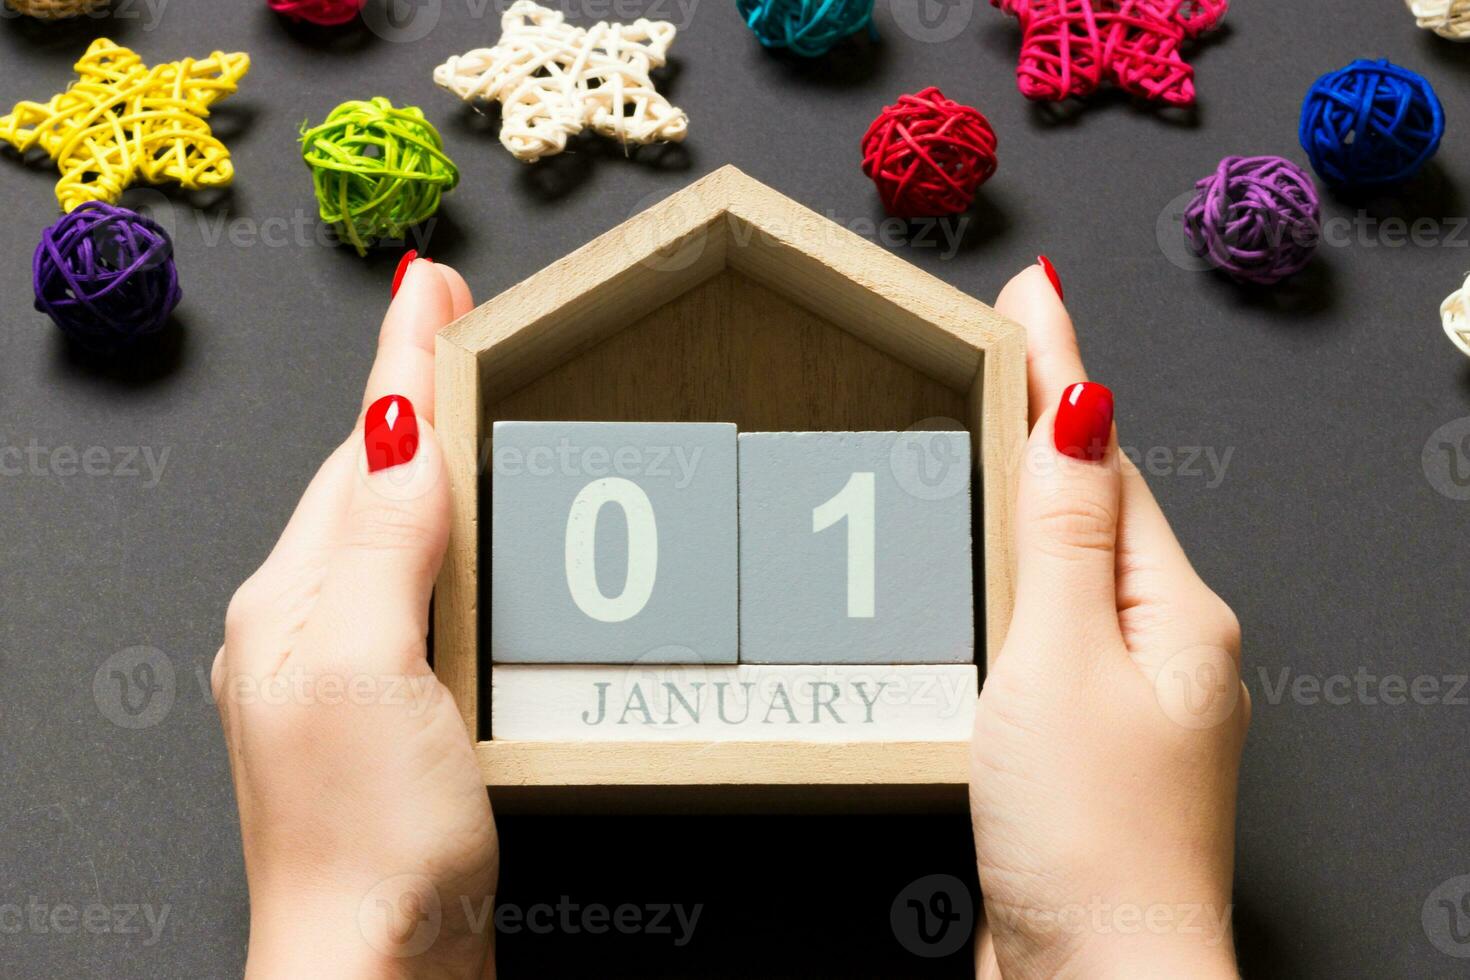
[491,421,739,664]
[738,431,974,664]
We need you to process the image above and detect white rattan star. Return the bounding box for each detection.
[1442,274,1470,357]
[433,0,689,164]
[1407,0,1470,40]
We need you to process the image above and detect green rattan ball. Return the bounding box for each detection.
[300,97,459,256]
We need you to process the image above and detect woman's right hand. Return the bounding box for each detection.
[970,262,1250,980]
[215,257,498,980]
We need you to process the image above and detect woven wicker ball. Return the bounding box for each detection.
[4,0,108,17]
[267,0,364,27]
[33,202,181,351]
[736,0,876,57]
[1406,0,1470,40]
[300,98,459,256]
[1183,156,1321,286]
[1300,59,1445,189]
[861,87,998,218]
[1441,274,1470,357]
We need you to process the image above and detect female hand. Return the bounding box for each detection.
[971,262,1250,980]
[214,258,498,979]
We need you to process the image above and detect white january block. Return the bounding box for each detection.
[491,663,978,742]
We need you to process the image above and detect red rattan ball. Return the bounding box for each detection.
[861,87,998,218]
[267,0,364,26]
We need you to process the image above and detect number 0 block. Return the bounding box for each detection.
[491,421,739,664]
[738,431,974,664]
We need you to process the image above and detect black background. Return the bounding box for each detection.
[3,1,1470,977]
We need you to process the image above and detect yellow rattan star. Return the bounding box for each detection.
[0,38,250,212]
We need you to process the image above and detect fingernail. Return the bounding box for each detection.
[1037,254,1063,301]
[390,251,433,299]
[391,250,417,298]
[365,395,419,473]
[1054,382,1113,462]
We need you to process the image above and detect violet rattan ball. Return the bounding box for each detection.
[1183,155,1321,285]
[33,202,181,349]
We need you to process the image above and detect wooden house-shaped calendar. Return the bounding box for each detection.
[432,166,1026,812]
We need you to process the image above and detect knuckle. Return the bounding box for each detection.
[224,577,268,639]
[344,502,439,557]
[1201,589,1242,652]
[210,646,227,700]
[1029,487,1117,558]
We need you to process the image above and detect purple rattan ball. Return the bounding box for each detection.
[1183,155,1321,286]
[33,202,181,350]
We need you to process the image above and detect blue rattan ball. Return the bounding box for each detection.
[1299,59,1445,190]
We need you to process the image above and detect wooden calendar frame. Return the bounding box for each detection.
[433,166,1026,812]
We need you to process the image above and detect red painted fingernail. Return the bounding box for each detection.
[390,252,433,298]
[1054,382,1113,462]
[365,395,419,473]
[391,250,418,298]
[1037,254,1063,301]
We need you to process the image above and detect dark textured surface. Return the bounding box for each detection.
[3,2,1470,977]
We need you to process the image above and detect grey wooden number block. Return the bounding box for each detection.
[738,431,974,664]
[491,421,739,664]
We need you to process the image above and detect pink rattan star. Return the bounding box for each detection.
[992,0,1228,107]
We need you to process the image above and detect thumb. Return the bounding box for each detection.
[301,257,463,672]
[310,398,450,671]
[1011,382,1122,647]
